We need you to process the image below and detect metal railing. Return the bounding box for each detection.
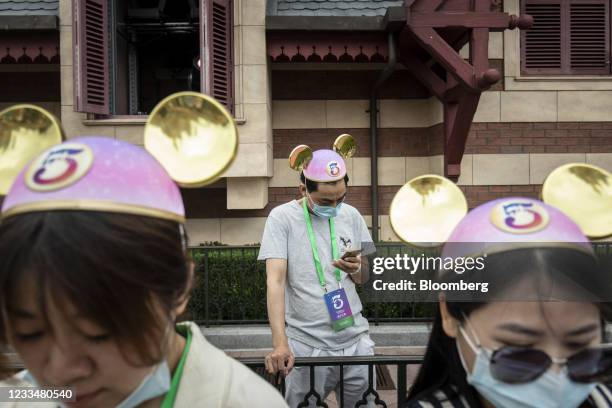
[187,243,612,326]
[239,355,424,408]
[1,352,424,407]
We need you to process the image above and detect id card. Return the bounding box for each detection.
[324,288,354,332]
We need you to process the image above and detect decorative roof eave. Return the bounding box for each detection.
[0,30,60,66]
[0,15,58,30]
[266,8,406,64]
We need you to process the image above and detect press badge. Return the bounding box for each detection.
[324,287,355,331]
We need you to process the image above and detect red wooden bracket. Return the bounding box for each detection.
[410,0,444,12]
[410,12,522,29]
[402,54,446,99]
[444,93,480,180]
[409,26,479,91]
[402,0,532,181]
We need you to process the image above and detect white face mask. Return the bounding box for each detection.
[114,360,171,408]
[457,320,597,408]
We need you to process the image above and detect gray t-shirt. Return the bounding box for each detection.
[258,199,373,350]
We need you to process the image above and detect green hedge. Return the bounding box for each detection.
[187,245,435,324]
[189,247,268,323]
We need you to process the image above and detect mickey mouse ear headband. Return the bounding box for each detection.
[0,104,64,195]
[144,91,238,187]
[390,163,611,249]
[389,175,468,247]
[542,163,611,239]
[333,133,357,159]
[289,144,313,172]
[1,92,238,223]
[289,134,356,182]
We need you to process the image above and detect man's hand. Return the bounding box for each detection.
[266,258,292,376]
[265,344,295,376]
[332,254,361,275]
[333,254,367,284]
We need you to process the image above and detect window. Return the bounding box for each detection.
[73,0,233,116]
[521,0,610,75]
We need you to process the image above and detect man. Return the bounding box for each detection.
[258,147,375,407]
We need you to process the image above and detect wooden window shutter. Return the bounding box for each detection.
[200,0,234,113]
[522,0,610,75]
[569,0,610,74]
[73,0,110,114]
[522,0,563,74]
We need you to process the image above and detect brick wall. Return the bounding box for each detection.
[274,122,612,157]
[466,123,612,154]
[182,184,543,218]
[274,127,437,158]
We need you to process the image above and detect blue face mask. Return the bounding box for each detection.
[114,360,171,408]
[457,323,596,408]
[307,193,343,219]
[22,360,171,408]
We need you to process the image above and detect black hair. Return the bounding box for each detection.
[300,172,349,193]
[406,247,611,407]
[0,211,191,366]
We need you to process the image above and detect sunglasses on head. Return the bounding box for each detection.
[460,317,612,384]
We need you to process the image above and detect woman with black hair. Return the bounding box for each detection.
[408,250,612,408]
[396,192,612,408]
[0,98,288,407]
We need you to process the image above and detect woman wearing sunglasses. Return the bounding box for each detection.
[404,196,612,408]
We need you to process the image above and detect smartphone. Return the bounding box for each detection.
[341,248,362,260]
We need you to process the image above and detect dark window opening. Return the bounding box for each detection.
[74,0,233,116]
[113,0,201,115]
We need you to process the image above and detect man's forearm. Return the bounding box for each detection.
[267,283,288,347]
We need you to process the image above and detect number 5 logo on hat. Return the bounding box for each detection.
[326,161,340,177]
[490,200,550,234]
[25,143,93,192]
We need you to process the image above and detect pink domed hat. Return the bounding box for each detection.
[1,92,239,223]
[1,136,185,222]
[288,134,356,181]
[441,196,592,259]
[303,149,347,183]
[390,169,610,267]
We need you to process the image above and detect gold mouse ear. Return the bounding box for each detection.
[289,144,313,171]
[389,175,468,247]
[144,91,238,188]
[333,133,356,159]
[542,163,612,239]
[0,104,64,195]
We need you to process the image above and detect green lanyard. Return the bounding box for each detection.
[303,198,341,291]
[160,324,193,408]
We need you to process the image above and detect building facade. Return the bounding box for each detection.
[1,0,611,244]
